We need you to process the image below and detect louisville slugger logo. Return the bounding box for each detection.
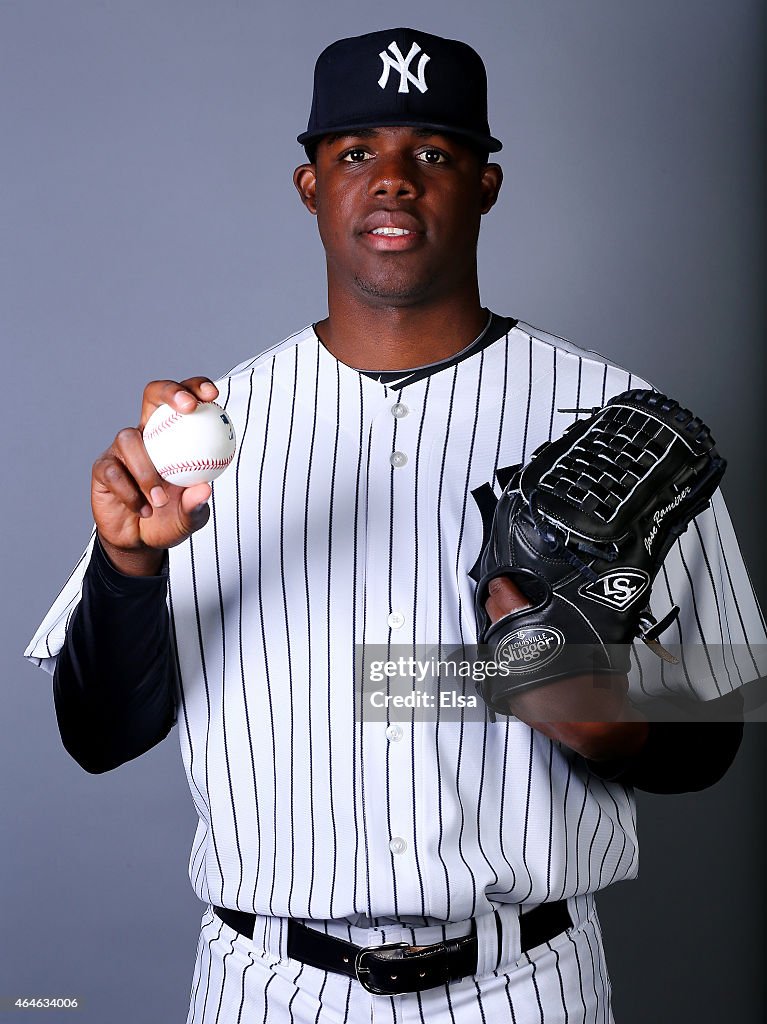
[644,487,691,554]
[495,626,564,673]
[579,569,650,611]
[378,41,431,94]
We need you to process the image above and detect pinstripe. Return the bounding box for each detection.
[359,414,375,923]
[210,467,242,907]
[234,370,259,908]
[188,536,225,900]
[584,917,609,1024]
[212,936,237,1024]
[597,788,630,888]
[303,343,321,916]
[350,375,365,915]
[261,973,277,1024]
[434,364,475,916]
[554,760,573,902]
[410,380,431,918]
[256,360,279,913]
[324,359,342,917]
[493,717,518,896]
[198,919,226,1024]
[519,730,536,903]
[545,741,555,899]
[523,952,544,1024]
[492,329,510,481]
[657,560,696,696]
[549,943,569,1023]
[578,922,602,1024]
[454,351,496,910]
[547,347,558,443]
[453,349,486,640]
[575,358,583,420]
[235,953,255,1024]
[386,388,401,918]
[287,962,306,1024]
[472,978,489,1024]
[584,800,604,894]
[690,516,735,688]
[521,334,534,462]
[280,345,301,917]
[700,525,746,688]
[186,915,209,1023]
[598,364,608,406]
[564,931,588,1023]
[475,715,499,890]
[675,539,721,693]
[170,580,211,855]
[501,973,518,1024]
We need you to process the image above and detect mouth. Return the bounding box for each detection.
[360,215,424,252]
[370,227,414,236]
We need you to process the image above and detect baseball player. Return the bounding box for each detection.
[25,28,766,1024]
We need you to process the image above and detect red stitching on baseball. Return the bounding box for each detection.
[157,457,232,477]
[143,408,187,441]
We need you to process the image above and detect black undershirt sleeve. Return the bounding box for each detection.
[53,535,176,774]
[583,689,745,794]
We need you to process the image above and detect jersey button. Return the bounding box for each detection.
[389,836,407,855]
[391,402,409,418]
[386,724,403,742]
[390,451,408,468]
[387,611,405,629]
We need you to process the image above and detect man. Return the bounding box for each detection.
[25,28,766,1023]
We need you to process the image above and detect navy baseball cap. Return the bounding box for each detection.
[298,28,502,155]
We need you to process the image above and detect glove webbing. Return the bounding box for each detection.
[538,408,676,522]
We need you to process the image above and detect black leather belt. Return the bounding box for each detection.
[212,901,572,995]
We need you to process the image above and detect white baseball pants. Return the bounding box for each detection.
[185,895,614,1024]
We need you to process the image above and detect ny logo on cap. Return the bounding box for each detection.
[378,41,430,94]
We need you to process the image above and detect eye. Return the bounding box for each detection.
[341,148,372,163]
[416,149,448,165]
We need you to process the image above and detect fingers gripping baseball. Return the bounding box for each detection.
[138,377,219,429]
[91,377,219,571]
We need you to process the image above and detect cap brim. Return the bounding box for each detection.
[297,118,502,153]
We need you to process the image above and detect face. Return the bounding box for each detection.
[293,127,502,307]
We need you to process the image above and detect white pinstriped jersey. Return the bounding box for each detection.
[26,318,767,926]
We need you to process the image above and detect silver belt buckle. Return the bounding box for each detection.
[355,941,411,995]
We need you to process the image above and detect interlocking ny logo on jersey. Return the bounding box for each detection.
[579,569,650,611]
[378,41,430,94]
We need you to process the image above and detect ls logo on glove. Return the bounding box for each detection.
[579,569,650,611]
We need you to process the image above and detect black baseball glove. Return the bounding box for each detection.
[472,389,726,715]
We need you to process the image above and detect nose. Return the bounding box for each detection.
[367,153,423,199]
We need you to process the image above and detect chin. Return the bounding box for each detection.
[352,272,434,305]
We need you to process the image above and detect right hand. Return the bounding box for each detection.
[92,377,219,575]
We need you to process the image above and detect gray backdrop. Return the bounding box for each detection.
[2,1,764,1022]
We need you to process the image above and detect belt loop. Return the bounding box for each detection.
[475,904,522,977]
[494,903,523,971]
[474,910,499,977]
[261,913,289,961]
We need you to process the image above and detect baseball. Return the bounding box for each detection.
[142,400,237,488]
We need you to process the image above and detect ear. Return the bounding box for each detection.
[293,164,318,215]
[479,163,503,215]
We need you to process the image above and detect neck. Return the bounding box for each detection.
[315,283,488,372]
